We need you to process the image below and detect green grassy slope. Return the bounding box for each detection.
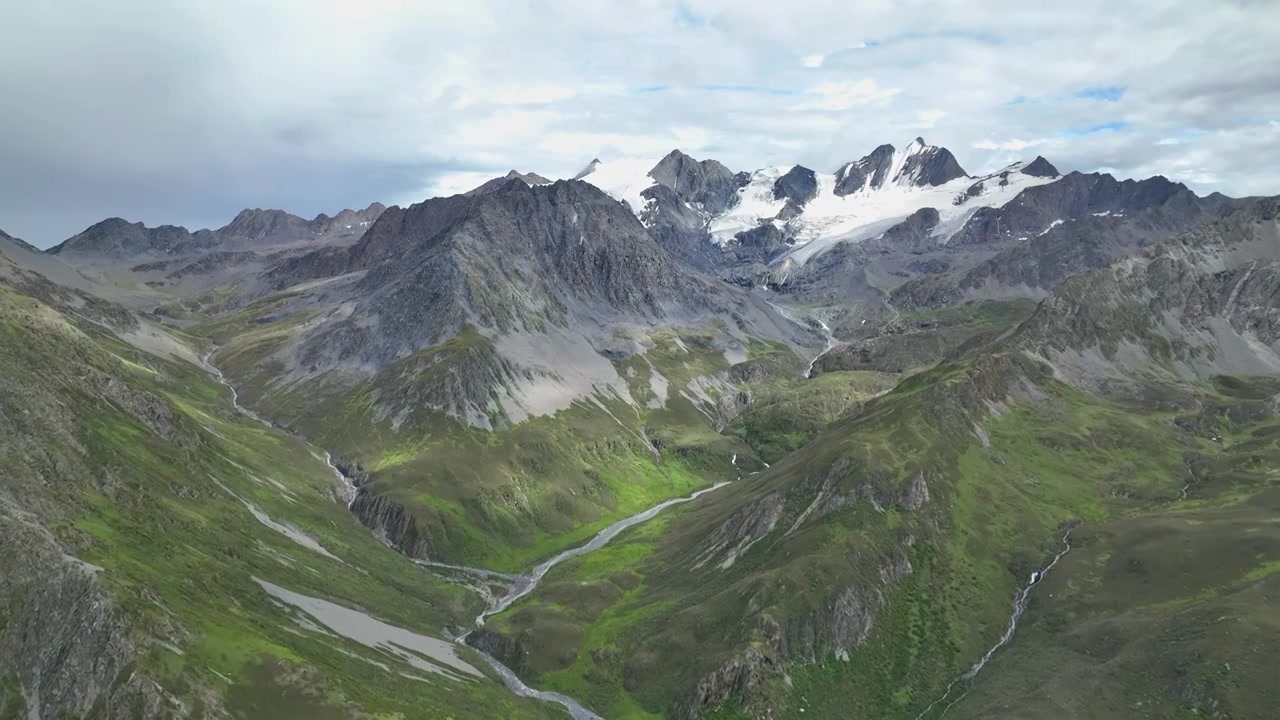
[942,376,1280,719]
[481,347,1279,719]
[0,280,561,719]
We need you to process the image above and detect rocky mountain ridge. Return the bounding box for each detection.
[50,202,387,261]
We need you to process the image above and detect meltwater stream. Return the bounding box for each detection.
[475,481,731,626]
[761,296,838,378]
[914,528,1075,720]
[202,350,273,428]
[444,480,732,719]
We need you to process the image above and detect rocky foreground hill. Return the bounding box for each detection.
[1,142,1277,719]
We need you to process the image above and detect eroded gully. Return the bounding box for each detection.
[205,350,735,720]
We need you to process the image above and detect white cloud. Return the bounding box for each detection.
[1,0,1278,244]
[974,138,1046,151]
[912,109,949,128]
[792,80,901,111]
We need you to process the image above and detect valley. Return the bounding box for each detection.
[1,142,1277,720]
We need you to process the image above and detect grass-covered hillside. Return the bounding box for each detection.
[0,262,561,719]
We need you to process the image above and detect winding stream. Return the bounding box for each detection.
[201,350,272,428]
[804,315,838,379]
[473,481,732,627]
[914,528,1075,720]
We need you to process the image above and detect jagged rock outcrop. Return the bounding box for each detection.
[349,491,436,560]
[833,138,966,196]
[693,492,785,569]
[466,629,529,674]
[772,165,818,213]
[834,143,896,196]
[681,545,915,718]
[0,517,167,720]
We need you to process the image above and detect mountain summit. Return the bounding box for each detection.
[834,137,968,195]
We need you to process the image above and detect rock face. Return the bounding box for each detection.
[1012,198,1280,385]
[279,179,775,367]
[254,178,809,435]
[649,150,746,216]
[306,202,387,234]
[896,140,967,187]
[48,217,218,260]
[466,629,529,674]
[833,138,967,196]
[350,492,436,560]
[834,143,896,196]
[218,208,312,242]
[880,172,1239,312]
[1021,155,1060,178]
[0,518,164,720]
[772,165,819,207]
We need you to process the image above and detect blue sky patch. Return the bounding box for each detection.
[701,84,795,96]
[674,3,707,28]
[1074,85,1127,102]
[1059,120,1133,137]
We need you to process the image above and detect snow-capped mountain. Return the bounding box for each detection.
[574,138,1063,269]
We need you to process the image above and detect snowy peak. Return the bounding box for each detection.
[573,159,604,181]
[573,140,1062,270]
[893,140,968,188]
[572,156,662,215]
[835,138,967,196]
[954,158,1063,205]
[834,144,896,196]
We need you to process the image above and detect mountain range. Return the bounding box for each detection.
[1,138,1277,720]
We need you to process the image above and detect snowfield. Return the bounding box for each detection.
[574,140,1060,268]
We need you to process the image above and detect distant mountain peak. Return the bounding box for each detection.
[832,139,965,196]
[465,170,553,197]
[1022,156,1060,178]
[218,208,309,240]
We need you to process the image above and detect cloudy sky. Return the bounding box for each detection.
[3,0,1278,246]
